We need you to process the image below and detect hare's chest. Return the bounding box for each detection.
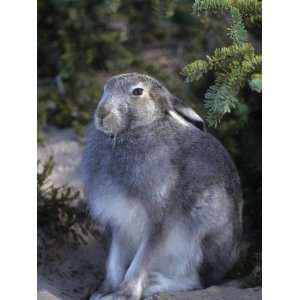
[88,176,148,236]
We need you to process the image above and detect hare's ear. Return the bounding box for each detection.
[168,96,206,131]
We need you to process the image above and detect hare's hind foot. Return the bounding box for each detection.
[143,271,202,297]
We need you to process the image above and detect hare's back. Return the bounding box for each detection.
[176,130,240,185]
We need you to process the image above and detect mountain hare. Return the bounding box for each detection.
[81,73,243,300]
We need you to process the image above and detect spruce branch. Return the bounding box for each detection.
[208,43,254,71]
[193,0,229,13]
[204,82,239,127]
[228,7,247,44]
[182,43,255,82]
[193,0,262,22]
[184,0,261,126]
[182,60,209,82]
[226,55,262,91]
[203,54,261,126]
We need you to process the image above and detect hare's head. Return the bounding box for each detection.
[94,73,205,135]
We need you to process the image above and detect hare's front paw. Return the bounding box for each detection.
[89,292,105,300]
[90,282,115,300]
[99,292,138,300]
[99,283,141,300]
[89,280,114,300]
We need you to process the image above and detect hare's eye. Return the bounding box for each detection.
[132,88,144,96]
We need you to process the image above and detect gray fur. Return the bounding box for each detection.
[81,73,243,300]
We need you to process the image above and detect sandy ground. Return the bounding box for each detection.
[37,127,261,300]
[38,127,84,192]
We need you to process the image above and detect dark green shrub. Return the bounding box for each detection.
[37,157,90,265]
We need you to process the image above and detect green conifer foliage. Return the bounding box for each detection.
[183,0,261,126]
[228,7,247,44]
[193,0,262,22]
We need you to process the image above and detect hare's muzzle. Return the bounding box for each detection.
[97,103,112,122]
[94,102,123,135]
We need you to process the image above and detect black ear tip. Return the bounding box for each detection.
[169,95,206,131]
[189,119,206,131]
[197,121,205,131]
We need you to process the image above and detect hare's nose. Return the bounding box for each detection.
[97,104,112,120]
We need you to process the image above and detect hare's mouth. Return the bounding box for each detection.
[94,117,112,134]
[94,113,122,135]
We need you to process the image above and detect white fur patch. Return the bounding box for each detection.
[89,181,147,238]
[161,222,201,276]
[169,110,191,127]
[143,271,201,297]
[131,275,145,298]
[179,107,204,123]
[106,237,126,288]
